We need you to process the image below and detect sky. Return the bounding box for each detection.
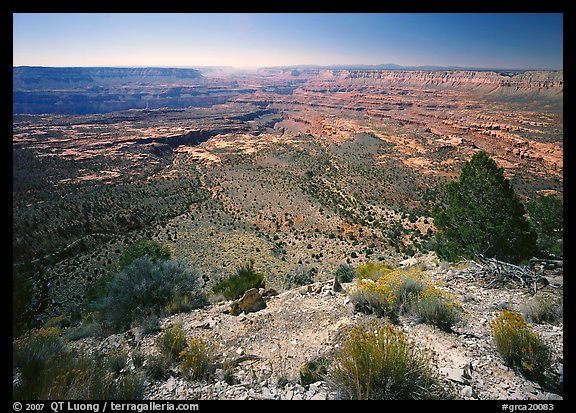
[12,13,563,70]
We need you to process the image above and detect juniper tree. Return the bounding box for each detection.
[433,151,536,263]
[526,194,563,257]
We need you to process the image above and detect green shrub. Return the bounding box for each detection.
[13,272,34,337]
[63,321,102,341]
[113,372,146,400]
[83,241,171,313]
[119,239,171,269]
[396,273,427,307]
[13,327,64,370]
[221,360,237,385]
[136,314,162,336]
[410,288,463,331]
[299,356,329,385]
[327,321,447,400]
[98,256,208,331]
[521,295,563,324]
[283,265,316,289]
[179,335,215,381]
[335,263,356,283]
[165,293,205,315]
[45,353,144,400]
[132,349,146,369]
[37,354,113,399]
[45,315,71,329]
[212,259,264,300]
[348,266,462,330]
[157,324,187,360]
[13,330,144,400]
[145,354,172,381]
[13,327,65,398]
[106,349,128,373]
[490,310,552,380]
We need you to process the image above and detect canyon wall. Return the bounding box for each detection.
[299,69,563,98]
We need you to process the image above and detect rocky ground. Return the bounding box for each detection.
[68,255,563,401]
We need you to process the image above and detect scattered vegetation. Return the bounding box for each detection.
[12,74,563,401]
[327,321,448,400]
[490,310,552,380]
[212,259,265,300]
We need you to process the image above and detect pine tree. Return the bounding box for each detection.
[433,151,536,263]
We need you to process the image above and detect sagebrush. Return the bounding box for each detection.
[97,256,208,331]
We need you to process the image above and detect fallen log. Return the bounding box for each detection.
[529,257,563,270]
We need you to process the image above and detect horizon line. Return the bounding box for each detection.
[12,64,563,72]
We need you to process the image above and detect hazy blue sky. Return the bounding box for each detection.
[13,13,563,70]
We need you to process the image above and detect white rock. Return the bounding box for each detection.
[461,385,474,398]
[165,377,176,392]
[261,386,274,399]
[310,392,326,400]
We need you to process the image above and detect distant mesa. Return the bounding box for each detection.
[13,66,203,89]
[12,65,562,115]
[12,66,214,115]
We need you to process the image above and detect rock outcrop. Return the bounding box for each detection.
[228,288,267,316]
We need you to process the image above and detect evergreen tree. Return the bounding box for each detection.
[433,151,536,263]
[526,194,563,257]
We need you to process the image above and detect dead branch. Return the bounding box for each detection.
[529,257,563,270]
[462,255,551,293]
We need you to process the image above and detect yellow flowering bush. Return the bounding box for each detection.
[490,310,551,379]
[348,264,462,330]
[179,335,214,381]
[348,266,425,317]
[157,324,187,360]
[327,321,448,400]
